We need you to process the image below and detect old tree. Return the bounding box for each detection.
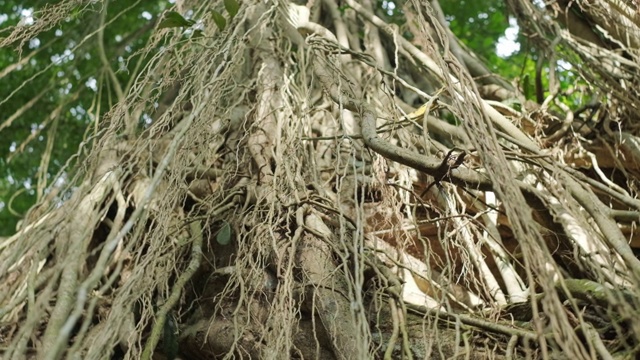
[2,0,640,358]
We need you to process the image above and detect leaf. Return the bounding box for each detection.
[224,0,240,19]
[522,74,530,100]
[191,29,204,39]
[405,103,429,121]
[163,315,179,360]
[216,221,232,245]
[159,11,195,29]
[211,10,226,31]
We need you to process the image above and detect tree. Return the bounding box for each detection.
[1,0,640,358]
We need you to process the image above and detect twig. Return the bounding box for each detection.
[420,149,467,197]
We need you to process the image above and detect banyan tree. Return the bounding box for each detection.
[1,0,640,358]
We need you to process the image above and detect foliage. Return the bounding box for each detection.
[441,0,510,61]
[0,0,169,234]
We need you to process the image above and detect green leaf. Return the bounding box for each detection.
[191,29,204,39]
[224,0,240,19]
[159,11,195,29]
[211,10,226,31]
[216,221,232,245]
[163,315,179,360]
[338,4,350,14]
[522,74,530,100]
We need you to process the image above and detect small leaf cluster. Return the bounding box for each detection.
[212,0,240,31]
[158,0,240,33]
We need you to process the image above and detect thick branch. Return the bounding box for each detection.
[309,49,491,189]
